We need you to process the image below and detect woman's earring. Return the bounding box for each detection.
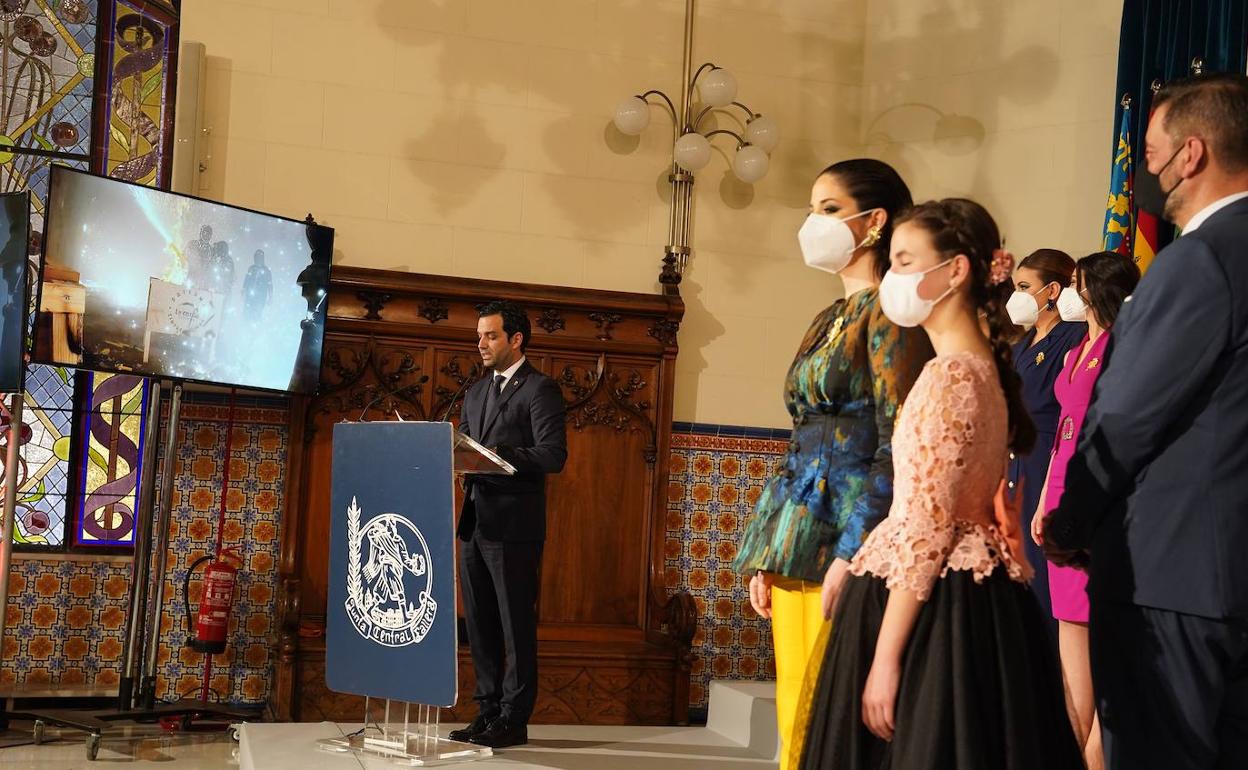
[861,226,882,248]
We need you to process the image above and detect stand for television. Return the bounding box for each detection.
[7,379,253,761]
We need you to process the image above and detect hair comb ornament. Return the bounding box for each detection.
[989,248,1015,285]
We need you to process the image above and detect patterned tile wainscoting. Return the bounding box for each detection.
[2,393,290,707]
[666,423,792,712]
[0,557,130,691]
[151,397,289,705]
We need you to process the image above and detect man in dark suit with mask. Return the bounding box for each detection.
[448,300,566,749]
[1044,73,1248,769]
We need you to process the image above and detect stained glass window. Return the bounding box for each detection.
[2,155,89,551]
[74,371,147,547]
[102,0,171,186]
[1,0,100,549]
[0,0,98,159]
[2,364,75,546]
[4,0,179,551]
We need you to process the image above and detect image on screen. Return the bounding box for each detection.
[0,191,29,393]
[34,166,334,394]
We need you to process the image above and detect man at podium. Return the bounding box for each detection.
[449,300,568,749]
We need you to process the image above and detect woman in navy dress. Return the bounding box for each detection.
[1006,249,1085,620]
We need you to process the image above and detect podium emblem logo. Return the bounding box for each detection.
[344,498,438,647]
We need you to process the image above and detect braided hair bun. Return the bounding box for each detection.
[894,199,1036,454]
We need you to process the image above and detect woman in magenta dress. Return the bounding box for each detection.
[1031,251,1140,770]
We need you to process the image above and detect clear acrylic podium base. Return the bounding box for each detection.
[315,698,492,766]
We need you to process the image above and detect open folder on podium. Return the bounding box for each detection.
[321,420,513,764]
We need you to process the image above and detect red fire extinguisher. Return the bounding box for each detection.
[183,548,243,654]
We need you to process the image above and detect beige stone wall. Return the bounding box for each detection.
[181,0,1120,429]
[860,0,1122,259]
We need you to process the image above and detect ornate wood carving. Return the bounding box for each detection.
[273,269,688,725]
[312,338,429,426]
[556,356,658,463]
[536,308,566,335]
[588,312,622,341]
[418,297,449,325]
[431,354,484,421]
[356,291,391,321]
[648,319,680,347]
[556,361,597,405]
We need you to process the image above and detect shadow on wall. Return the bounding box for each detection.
[374,0,681,252]
[860,0,1061,223]
[367,0,864,281]
[670,266,726,413]
[373,0,506,220]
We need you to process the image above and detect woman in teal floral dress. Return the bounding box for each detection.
[734,159,933,768]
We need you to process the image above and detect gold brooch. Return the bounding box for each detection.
[1087,357,1100,369]
[1034,351,1045,365]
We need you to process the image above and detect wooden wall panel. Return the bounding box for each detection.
[270,269,694,724]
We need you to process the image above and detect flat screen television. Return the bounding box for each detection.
[33,165,334,394]
[0,191,30,393]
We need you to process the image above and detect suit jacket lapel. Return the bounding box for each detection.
[481,362,531,439]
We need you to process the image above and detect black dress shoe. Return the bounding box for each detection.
[467,717,528,748]
[447,713,497,742]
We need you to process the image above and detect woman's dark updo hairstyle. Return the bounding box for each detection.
[894,198,1037,454]
[819,159,913,281]
[1076,251,1141,328]
[1018,249,1077,310]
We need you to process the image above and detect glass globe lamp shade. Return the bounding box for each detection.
[612,96,651,135]
[744,114,780,152]
[698,68,737,108]
[673,132,712,171]
[732,144,769,183]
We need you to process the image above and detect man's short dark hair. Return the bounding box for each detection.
[478,299,532,352]
[1154,73,1248,173]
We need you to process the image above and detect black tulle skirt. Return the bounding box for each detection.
[798,570,1083,770]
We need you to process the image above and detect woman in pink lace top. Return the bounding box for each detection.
[797,199,1081,770]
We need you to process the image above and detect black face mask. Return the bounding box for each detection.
[1136,145,1185,218]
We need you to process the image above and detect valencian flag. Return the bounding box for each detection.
[1102,103,1135,255]
[1102,98,1162,274]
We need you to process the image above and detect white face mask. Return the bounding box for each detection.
[797,210,875,274]
[1005,285,1050,327]
[878,259,955,328]
[1057,286,1087,322]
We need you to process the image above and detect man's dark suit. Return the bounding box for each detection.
[457,358,566,726]
[1045,196,1248,769]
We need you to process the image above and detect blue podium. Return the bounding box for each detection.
[319,421,513,765]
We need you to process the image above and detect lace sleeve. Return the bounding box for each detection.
[886,358,984,600]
